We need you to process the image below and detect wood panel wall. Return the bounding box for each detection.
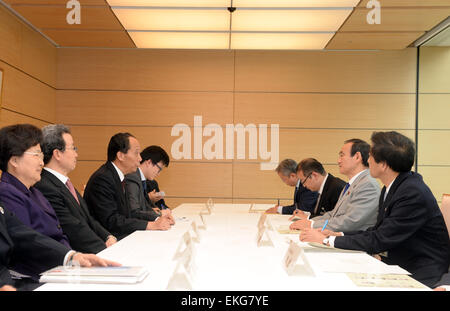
[418,47,450,204]
[0,5,56,128]
[56,47,417,207]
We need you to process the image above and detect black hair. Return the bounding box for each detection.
[0,124,43,171]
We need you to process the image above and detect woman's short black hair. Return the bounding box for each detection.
[370,131,415,172]
[0,124,43,172]
[107,132,135,162]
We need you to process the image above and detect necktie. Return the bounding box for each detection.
[313,193,322,215]
[342,183,350,196]
[66,179,80,205]
[142,180,148,194]
[121,180,126,193]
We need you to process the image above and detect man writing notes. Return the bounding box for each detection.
[300,131,450,287]
[266,159,318,215]
[294,158,346,218]
[290,139,380,232]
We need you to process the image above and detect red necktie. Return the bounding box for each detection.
[66,179,80,205]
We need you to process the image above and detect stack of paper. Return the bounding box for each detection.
[40,266,149,284]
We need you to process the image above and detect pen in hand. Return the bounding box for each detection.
[321,219,329,232]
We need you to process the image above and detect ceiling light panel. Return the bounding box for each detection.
[231,33,334,49]
[112,8,230,31]
[233,0,360,8]
[129,31,230,49]
[232,9,353,32]
[107,0,231,7]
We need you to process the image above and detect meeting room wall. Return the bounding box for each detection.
[418,46,450,205]
[56,47,417,208]
[0,5,56,130]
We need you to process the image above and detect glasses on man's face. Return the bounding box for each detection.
[64,146,78,152]
[24,151,44,160]
[300,172,312,186]
[155,163,163,173]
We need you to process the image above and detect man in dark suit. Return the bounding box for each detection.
[35,124,117,254]
[125,146,173,230]
[294,158,346,218]
[266,159,318,215]
[84,133,156,240]
[300,131,450,287]
[0,200,120,290]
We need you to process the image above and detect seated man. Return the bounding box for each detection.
[36,124,117,254]
[0,200,119,291]
[300,131,450,287]
[266,159,318,215]
[290,139,380,232]
[125,145,173,228]
[84,133,168,240]
[294,158,346,218]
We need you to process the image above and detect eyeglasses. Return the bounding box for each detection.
[155,163,163,173]
[65,146,78,152]
[300,172,312,186]
[24,151,44,160]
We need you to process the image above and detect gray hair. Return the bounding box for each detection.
[41,124,71,164]
[275,159,297,176]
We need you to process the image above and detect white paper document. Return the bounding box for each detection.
[40,266,149,284]
[303,251,411,275]
[249,204,275,212]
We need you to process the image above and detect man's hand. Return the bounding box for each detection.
[265,206,279,214]
[289,219,312,230]
[147,217,171,231]
[149,190,164,203]
[105,235,117,248]
[0,285,16,291]
[72,253,121,268]
[289,209,307,220]
[299,228,327,244]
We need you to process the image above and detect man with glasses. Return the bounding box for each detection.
[293,158,346,219]
[36,124,118,254]
[124,145,173,229]
[299,132,450,288]
[290,139,380,232]
[265,159,318,215]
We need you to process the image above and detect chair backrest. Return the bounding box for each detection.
[442,194,450,239]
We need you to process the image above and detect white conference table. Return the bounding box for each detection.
[37,203,429,291]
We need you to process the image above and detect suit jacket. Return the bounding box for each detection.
[334,171,450,287]
[35,169,112,254]
[281,183,319,215]
[0,172,70,248]
[83,162,148,240]
[125,170,160,221]
[1,201,70,285]
[311,173,346,218]
[146,179,170,210]
[312,169,380,232]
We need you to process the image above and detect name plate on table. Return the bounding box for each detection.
[200,198,213,215]
[283,241,314,276]
[173,231,194,260]
[256,221,274,247]
[190,221,201,242]
[198,212,207,229]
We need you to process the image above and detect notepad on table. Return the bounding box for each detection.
[40,266,149,284]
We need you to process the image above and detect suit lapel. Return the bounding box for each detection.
[42,170,87,218]
[331,170,368,217]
